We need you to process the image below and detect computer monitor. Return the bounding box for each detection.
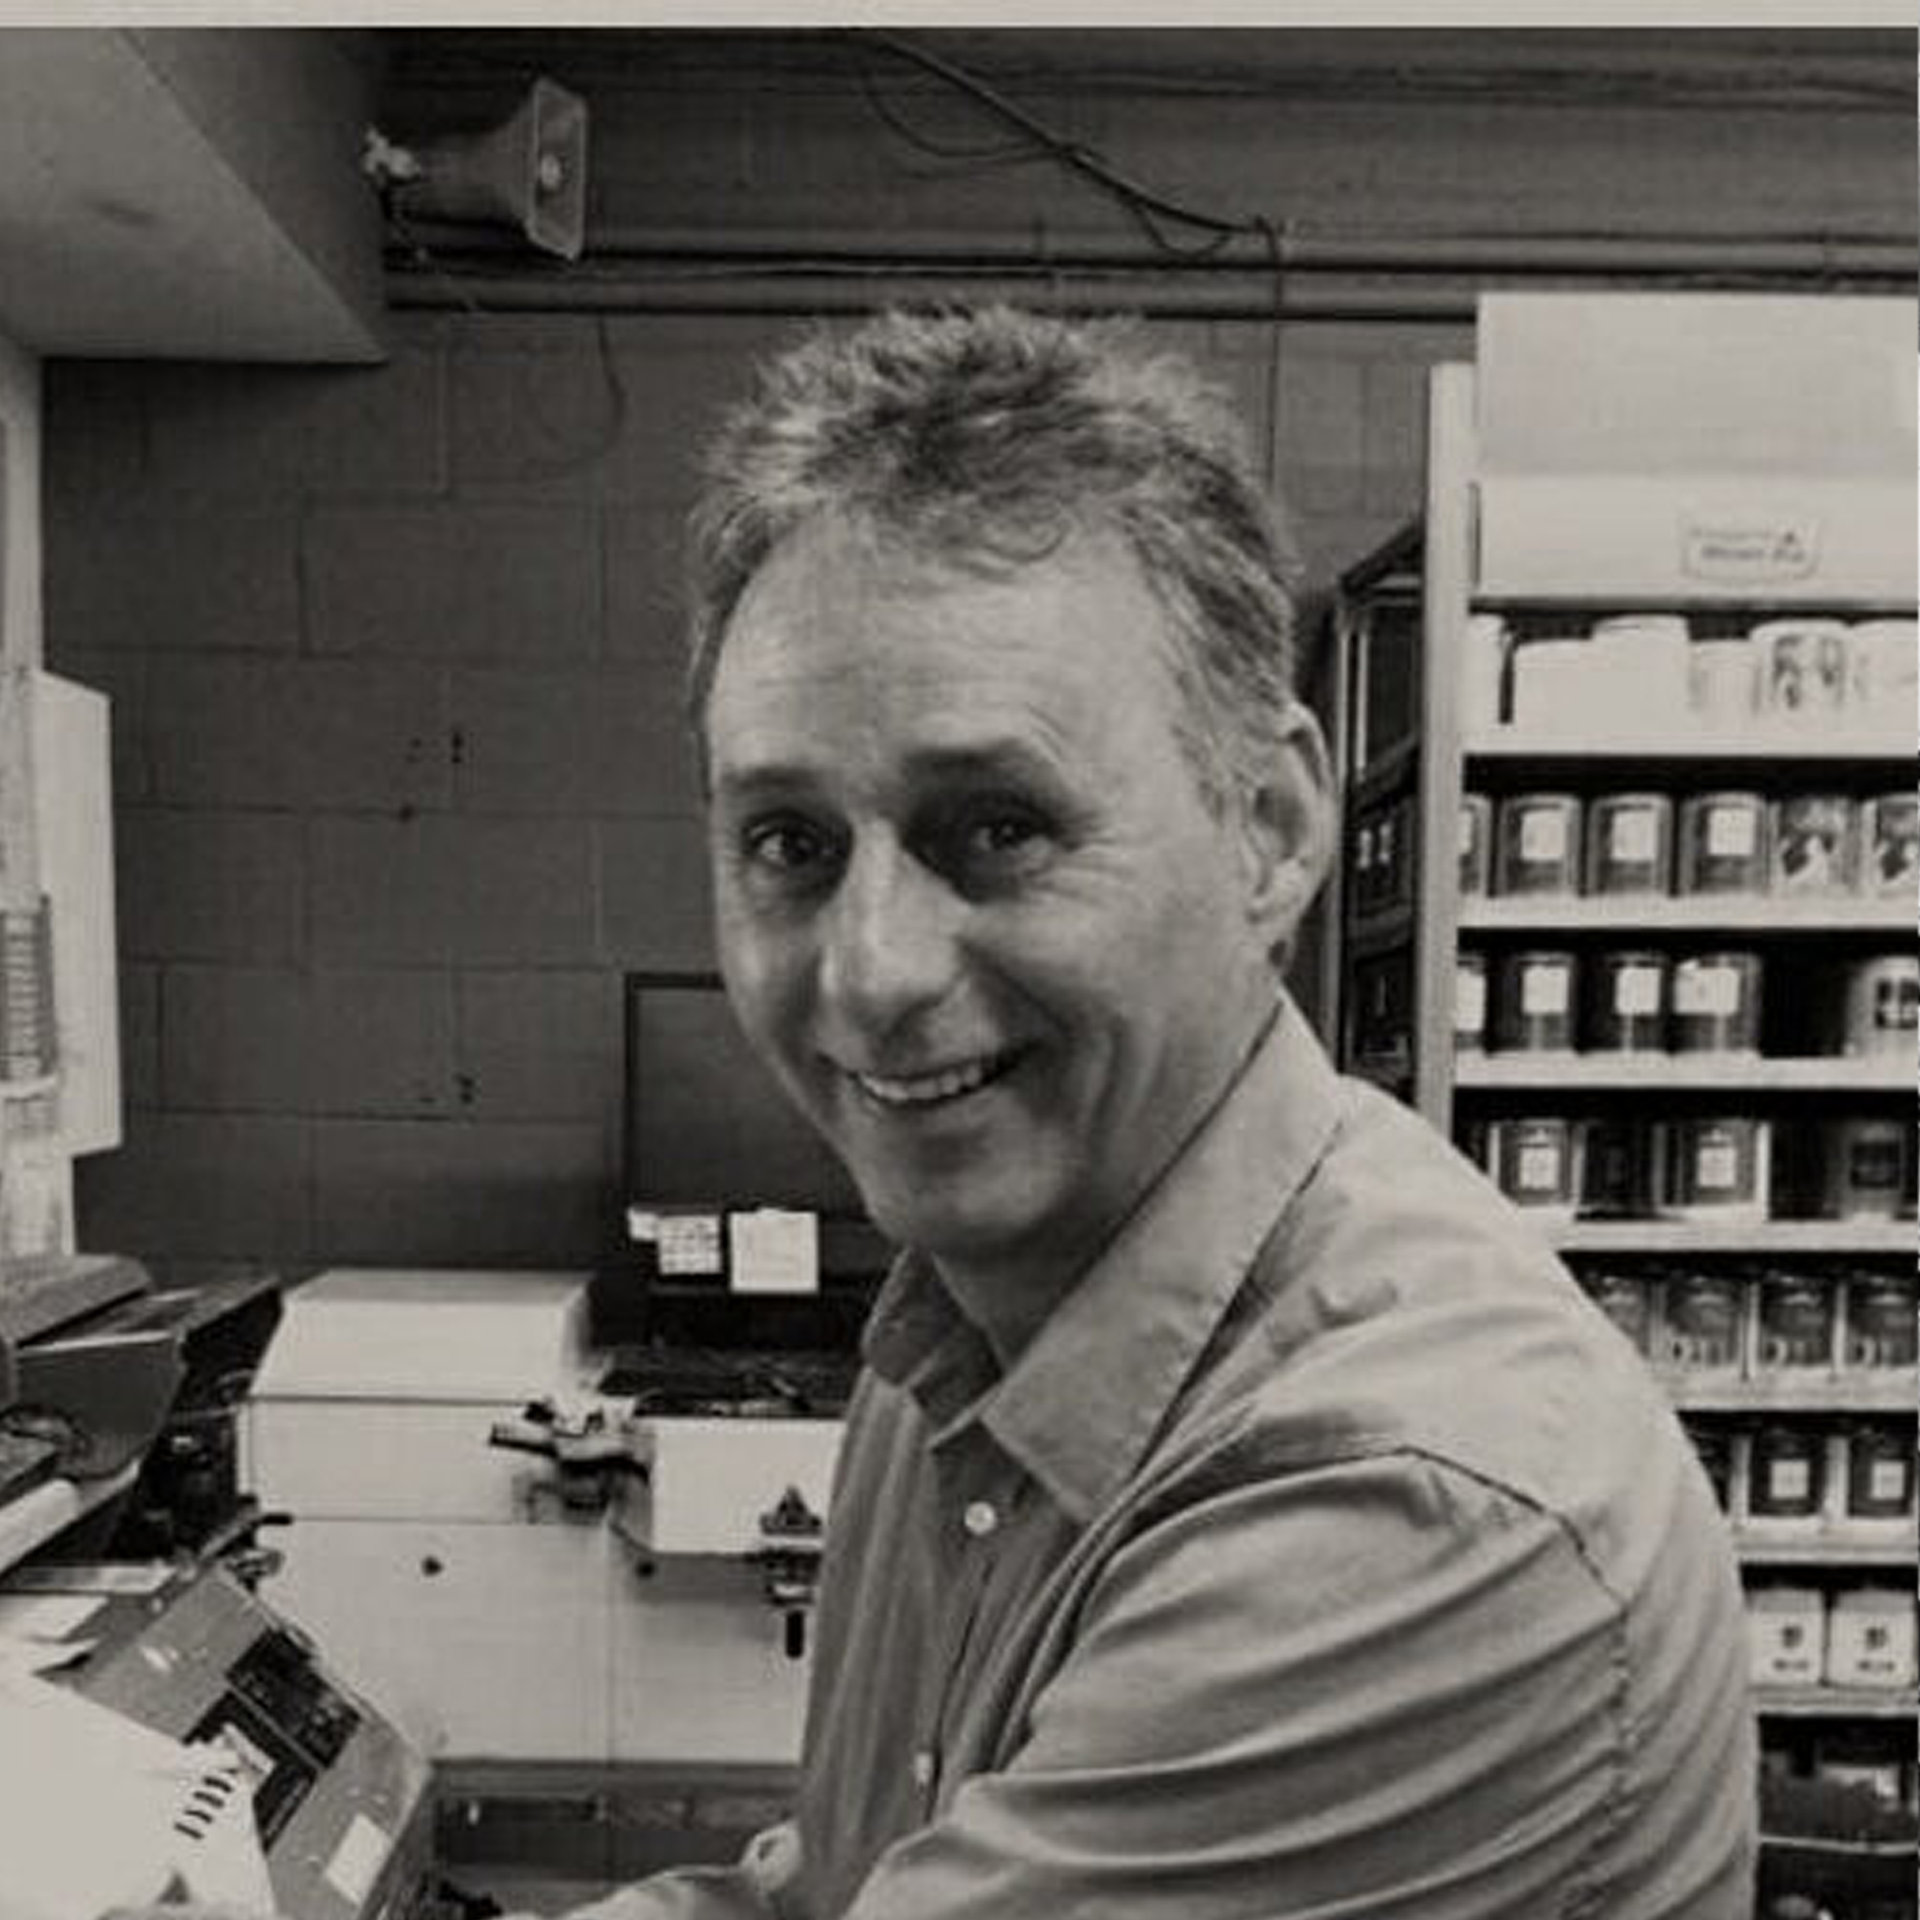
[620,973,892,1305]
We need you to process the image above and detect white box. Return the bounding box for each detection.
[1747,1586,1826,1687]
[1826,1588,1919,1691]
[618,1417,842,1557]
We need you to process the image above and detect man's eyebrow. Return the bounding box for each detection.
[713,739,1067,802]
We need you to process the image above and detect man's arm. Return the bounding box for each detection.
[828,1452,1750,1920]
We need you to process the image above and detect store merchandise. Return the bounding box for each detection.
[1666,1116,1771,1224]
[1752,1270,1837,1374]
[1840,1271,1917,1370]
[1584,950,1668,1053]
[1453,951,1488,1051]
[1489,1116,1576,1216]
[1677,790,1770,895]
[1659,1270,1746,1374]
[1838,955,1918,1059]
[1842,1423,1915,1525]
[1747,1585,1827,1684]
[1508,635,1592,732]
[1575,1118,1658,1218]
[1458,794,1493,895]
[1493,792,1582,895]
[1492,950,1577,1051]
[1845,618,1919,733]
[1754,618,1852,723]
[1584,1269,1658,1355]
[1747,1423,1827,1523]
[1818,1117,1914,1220]
[1771,794,1858,896]
[1588,615,1690,730]
[1860,790,1918,896]
[1584,792,1674,894]
[1670,951,1764,1054]
[1687,630,1756,724]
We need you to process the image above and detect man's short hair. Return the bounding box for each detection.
[685,304,1306,815]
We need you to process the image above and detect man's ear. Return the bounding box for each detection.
[1238,704,1336,952]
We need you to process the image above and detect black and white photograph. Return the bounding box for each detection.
[0,17,1913,1920]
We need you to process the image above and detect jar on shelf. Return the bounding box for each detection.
[1686,628,1755,726]
[1454,951,1489,1053]
[1753,616,1851,724]
[1494,793,1582,896]
[1859,790,1919,898]
[1840,954,1919,1059]
[1583,1268,1659,1354]
[1659,1269,1746,1375]
[1827,1588,1919,1692]
[1670,952,1763,1055]
[1840,1271,1918,1371]
[1508,635,1592,734]
[1676,792,1768,895]
[1820,1117,1914,1220]
[1746,1585,1826,1684]
[1491,1117,1576,1217]
[1666,1117,1770,1224]
[1843,1423,1916,1525]
[1747,1422,1827,1522]
[1584,792,1674,896]
[1844,618,1919,735]
[1813,1725,1910,1807]
[1493,950,1578,1052]
[1587,616,1690,734]
[1585,950,1668,1054]
[1750,1269,1836,1375]
[1770,793,1857,897]
[1458,794,1494,895]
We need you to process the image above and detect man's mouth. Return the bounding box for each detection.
[849,1048,1023,1110]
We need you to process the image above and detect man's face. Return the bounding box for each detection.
[704,515,1300,1291]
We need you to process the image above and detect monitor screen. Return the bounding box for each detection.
[622,971,866,1220]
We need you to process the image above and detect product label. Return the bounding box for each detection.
[1695,1141,1740,1191]
[1518,1144,1563,1192]
[1455,967,1487,1033]
[1519,809,1569,863]
[1682,516,1820,585]
[1608,810,1659,863]
[1614,966,1662,1018]
[1675,965,1742,1018]
[1521,963,1571,1017]
[1705,806,1758,860]
[1767,1458,1812,1503]
[1871,1459,1909,1504]
[1458,807,1476,860]
[1849,1136,1904,1192]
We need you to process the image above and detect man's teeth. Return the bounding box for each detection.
[857,1056,1002,1107]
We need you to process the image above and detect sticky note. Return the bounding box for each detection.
[727,1209,819,1295]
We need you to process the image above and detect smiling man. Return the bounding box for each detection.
[105,308,1755,1920]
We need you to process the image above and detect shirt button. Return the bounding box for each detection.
[963,1500,999,1538]
[911,1748,936,1787]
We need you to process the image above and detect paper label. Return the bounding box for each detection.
[658,1214,723,1277]
[1695,1142,1740,1191]
[1682,516,1820,585]
[1614,966,1662,1017]
[1519,809,1568,862]
[1608,810,1659,862]
[1458,806,1477,859]
[1521,963,1571,1017]
[728,1208,820,1296]
[1675,965,1741,1018]
[1766,1458,1811,1502]
[1871,1460,1909,1504]
[1705,806,1757,859]
[1518,1144,1563,1191]
[1454,967,1487,1033]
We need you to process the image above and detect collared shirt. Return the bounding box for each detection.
[567,996,1756,1920]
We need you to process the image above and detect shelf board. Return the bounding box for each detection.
[1456,1054,1912,1093]
[1464,725,1913,764]
[0,1465,138,1578]
[1550,1220,1916,1255]
[1735,1529,1918,1568]
[1755,1687,1918,1720]
[1665,1373,1918,1415]
[1458,895,1914,935]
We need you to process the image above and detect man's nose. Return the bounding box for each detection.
[818,839,959,1034]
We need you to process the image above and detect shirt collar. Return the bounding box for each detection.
[861,991,1346,1522]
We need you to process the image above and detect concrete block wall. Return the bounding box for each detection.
[45,38,1906,1271]
[47,307,1448,1270]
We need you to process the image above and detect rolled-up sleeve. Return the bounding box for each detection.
[834,1453,1696,1920]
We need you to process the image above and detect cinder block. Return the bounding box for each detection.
[449,341,626,499]
[161,965,455,1118]
[149,658,450,812]
[1362,358,1430,512]
[455,970,621,1123]
[43,647,153,804]
[46,510,299,655]
[43,362,153,507]
[140,345,444,501]
[117,961,161,1112]
[116,811,306,964]
[451,667,699,818]
[604,505,697,672]
[304,505,599,662]
[312,817,598,966]
[311,1118,607,1265]
[598,818,715,972]
[73,1111,312,1261]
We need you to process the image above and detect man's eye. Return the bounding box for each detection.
[743,818,833,873]
[968,813,1044,856]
